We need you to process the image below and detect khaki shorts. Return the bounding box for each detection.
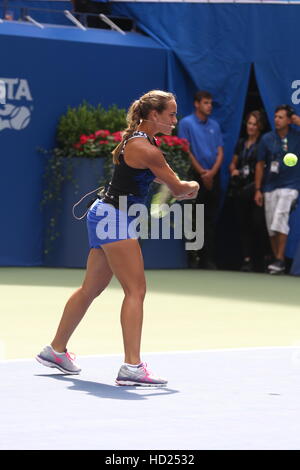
[264,188,298,236]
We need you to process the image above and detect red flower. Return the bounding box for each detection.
[112,131,122,142]
[156,135,189,153]
[95,129,110,138]
[181,139,190,152]
[79,134,89,144]
[162,135,174,146]
[73,142,82,149]
[172,136,181,145]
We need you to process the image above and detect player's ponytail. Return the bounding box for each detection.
[112,100,141,164]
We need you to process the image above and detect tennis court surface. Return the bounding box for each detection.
[1,347,300,450]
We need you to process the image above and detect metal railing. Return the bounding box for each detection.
[0,1,136,33]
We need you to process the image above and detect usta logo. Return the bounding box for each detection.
[0,78,33,131]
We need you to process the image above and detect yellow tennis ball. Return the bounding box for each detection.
[283,153,298,167]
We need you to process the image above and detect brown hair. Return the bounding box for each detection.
[246,110,266,132]
[112,90,176,164]
[275,104,295,118]
[194,90,212,103]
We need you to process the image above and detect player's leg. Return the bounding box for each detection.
[101,238,167,386]
[101,238,146,365]
[51,248,113,352]
[36,248,113,373]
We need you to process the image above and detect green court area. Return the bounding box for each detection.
[0,267,299,360]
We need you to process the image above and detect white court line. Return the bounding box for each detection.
[0,345,299,363]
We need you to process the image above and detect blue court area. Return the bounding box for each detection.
[1,347,300,450]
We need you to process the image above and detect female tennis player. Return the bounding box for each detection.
[36,90,199,386]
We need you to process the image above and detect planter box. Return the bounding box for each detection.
[141,238,187,269]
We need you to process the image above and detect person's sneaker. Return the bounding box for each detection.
[203,260,217,270]
[187,253,200,269]
[115,362,168,387]
[268,259,285,273]
[35,345,81,374]
[240,259,253,272]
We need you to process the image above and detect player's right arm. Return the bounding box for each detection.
[140,144,199,199]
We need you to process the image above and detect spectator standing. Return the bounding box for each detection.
[228,110,270,272]
[178,90,224,269]
[255,105,300,274]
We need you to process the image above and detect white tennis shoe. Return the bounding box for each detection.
[36,345,81,374]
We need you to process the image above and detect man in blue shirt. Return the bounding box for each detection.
[255,105,300,274]
[178,90,224,269]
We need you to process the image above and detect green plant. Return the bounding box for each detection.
[56,101,127,155]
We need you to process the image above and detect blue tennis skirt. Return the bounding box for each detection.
[86,199,138,248]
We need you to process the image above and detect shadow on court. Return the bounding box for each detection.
[34,374,179,401]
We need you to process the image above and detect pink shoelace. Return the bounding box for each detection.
[141,362,153,378]
[65,351,76,362]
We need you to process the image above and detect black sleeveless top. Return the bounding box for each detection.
[100,131,157,209]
